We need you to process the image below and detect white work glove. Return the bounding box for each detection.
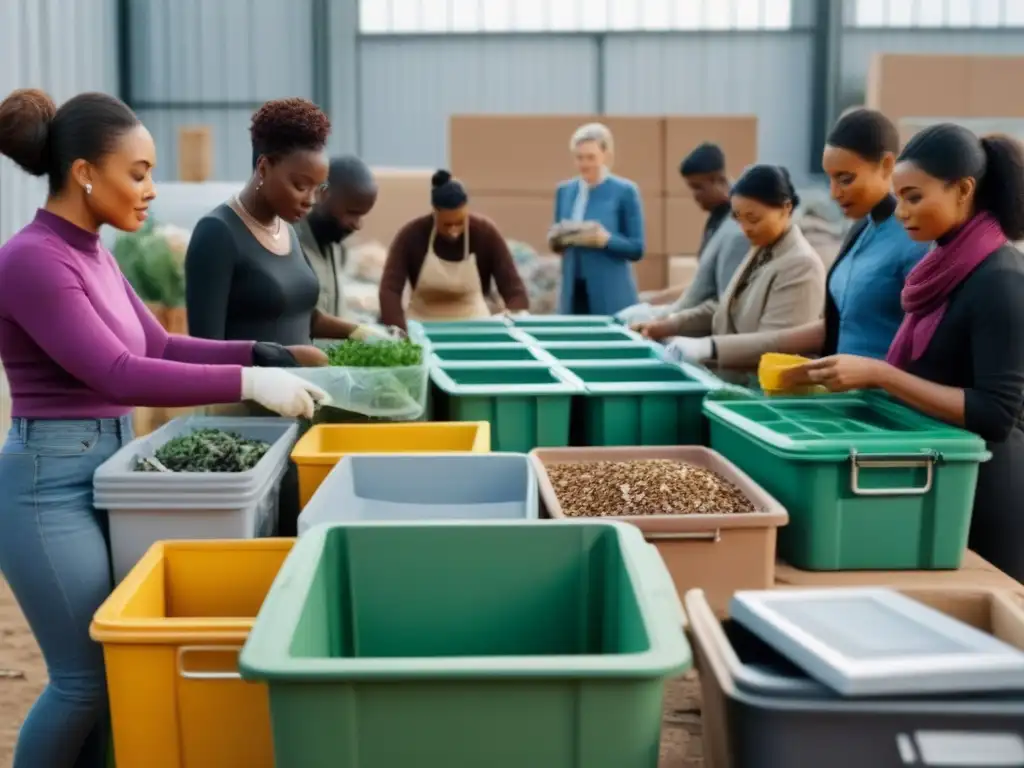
[351,324,406,343]
[616,302,661,325]
[664,336,714,364]
[241,367,329,419]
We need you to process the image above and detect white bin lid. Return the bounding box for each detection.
[729,587,1024,698]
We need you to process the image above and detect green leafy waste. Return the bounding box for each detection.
[134,429,271,473]
[324,337,423,368]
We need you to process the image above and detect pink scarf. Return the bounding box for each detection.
[887,213,1007,369]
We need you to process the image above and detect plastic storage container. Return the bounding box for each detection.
[703,393,991,570]
[531,446,788,616]
[568,361,721,446]
[91,538,294,768]
[686,586,1024,768]
[430,342,554,365]
[430,364,583,452]
[290,421,490,507]
[239,520,691,768]
[297,453,537,532]
[540,341,667,363]
[93,417,299,582]
[520,326,642,344]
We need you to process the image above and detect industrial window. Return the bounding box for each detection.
[359,0,794,34]
[852,0,1024,27]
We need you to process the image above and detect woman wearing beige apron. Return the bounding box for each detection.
[379,170,530,330]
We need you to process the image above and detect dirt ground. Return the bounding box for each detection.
[0,576,704,767]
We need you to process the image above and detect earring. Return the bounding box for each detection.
[256,178,264,191]
[85,183,93,195]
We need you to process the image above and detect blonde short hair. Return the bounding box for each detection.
[569,122,614,154]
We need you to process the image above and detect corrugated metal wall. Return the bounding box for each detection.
[358,30,814,174]
[0,0,120,241]
[128,0,316,181]
[0,0,120,435]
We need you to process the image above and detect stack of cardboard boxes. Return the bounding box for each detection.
[449,114,757,293]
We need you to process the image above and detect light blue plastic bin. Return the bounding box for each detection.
[297,453,538,533]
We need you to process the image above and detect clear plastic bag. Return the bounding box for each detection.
[291,363,429,420]
[294,330,432,420]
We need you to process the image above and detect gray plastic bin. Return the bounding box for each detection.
[297,453,538,534]
[684,588,1024,768]
[97,464,288,583]
[93,416,299,493]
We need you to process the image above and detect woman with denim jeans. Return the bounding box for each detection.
[0,89,329,768]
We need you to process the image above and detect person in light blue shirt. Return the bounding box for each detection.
[762,108,928,360]
[549,123,645,315]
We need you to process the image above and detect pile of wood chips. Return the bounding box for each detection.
[547,459,758,517]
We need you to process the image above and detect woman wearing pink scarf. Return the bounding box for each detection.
[786,124,1024,581]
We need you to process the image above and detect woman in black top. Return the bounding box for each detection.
[788,125,1024,580]
[185,98,380,366]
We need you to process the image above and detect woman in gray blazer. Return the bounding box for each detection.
[634,165,824,370]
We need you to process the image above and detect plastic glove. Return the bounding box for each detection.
[350,324,394,343]
[664,336,714,363]
[241,367,330,419]
[616,303,658,325]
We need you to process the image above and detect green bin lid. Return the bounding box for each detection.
[702,391,990,463]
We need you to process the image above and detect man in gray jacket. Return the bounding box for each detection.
[294,155,378,316]
[617,142,749,323]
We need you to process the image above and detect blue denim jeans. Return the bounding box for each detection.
[0,416,133,768]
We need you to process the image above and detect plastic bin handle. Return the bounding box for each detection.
[849,450,936,497]
[897,730,1024,766]
[644,530,721,543]
[176,645,244,681]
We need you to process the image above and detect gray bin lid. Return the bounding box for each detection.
[730,587,1024,698]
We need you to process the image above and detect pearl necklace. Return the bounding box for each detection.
[234,194,282,239]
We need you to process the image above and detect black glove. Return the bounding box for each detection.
[252,342,299,368]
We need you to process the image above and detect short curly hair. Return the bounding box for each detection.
[250,98,330,166]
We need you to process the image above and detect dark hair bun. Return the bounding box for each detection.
[731,164,800,211]
[431,169,453,188]
[0,88,57,177]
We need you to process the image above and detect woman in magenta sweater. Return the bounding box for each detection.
[0,89,326,768]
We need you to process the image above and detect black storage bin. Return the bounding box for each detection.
[685,588,1024,768]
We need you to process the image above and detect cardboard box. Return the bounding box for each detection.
[633,254,668,292]
[968,56,1024,118]
[177,126,212,182]
[664,116,758,195]
[352,169,434,248]
[450,115,666,197]
[866,54,971,119]
[665,197,710,254]
[668,254,699,289]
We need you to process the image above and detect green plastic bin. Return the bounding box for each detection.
[430,364,582,452]
[415,319,508,330]
[511,315,615,328]
[430,342,554,365]
[542,341,667,363]
[522,327,642,344]
[703,393,991,571]
[239,520,690,768]
[567,361,720,446]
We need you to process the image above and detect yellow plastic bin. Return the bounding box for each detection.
[90,538,294,768]
[291,421,491,507]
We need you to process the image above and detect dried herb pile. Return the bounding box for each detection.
[546,459,757,517]
[325,338,423,368]
[134,429,270,473]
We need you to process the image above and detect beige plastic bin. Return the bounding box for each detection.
[530,446,788,616]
